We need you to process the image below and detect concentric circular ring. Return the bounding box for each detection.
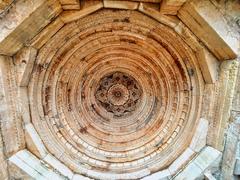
[29,9,203,179]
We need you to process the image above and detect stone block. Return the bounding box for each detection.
[104,0,139,10]
[178,0,239,60]
[174,21,201,52]
[44,154,74,179]
[194,146,221,171]
[0,0,62,56]
[196,47,219,84]
[174,162,202,180]
[234,158,240,175]
[25,123,48,158]
[168,148,195,175]
[138,2,179,28]
[72,174,92,180]
[9,150,64,179]
[190,118,209,152]
[14,47,37,87]
[29,18,64,49]
[142,169,171,180]
[160,0,187,15]
[60,2,103,23]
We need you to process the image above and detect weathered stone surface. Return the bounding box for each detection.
[194,146,221,171]
[174,21,202,52]
[104,0,161,2]
[234,158,240,175]
[168,148,195,175]
[104,0,139,10]
[9,150,65,179]
[60,1,103,23]
[0,0,14,15]
[59,0,80,10]
[0,121,8,180]
[72,174,92,180]
[142,169,171,180]
[221,120,240,179]
[196,47,219,84]
[0,0,62,56]
[0,0,239,179]
[160,0,187,15]
[138,2,179,28]
[8,162,33,180]
[25,123,48,158]
[232,63,240,112]
[0,55,25,157]
[14,47,37,87]
[29,18,64,49]
[209,61,239,151]
[204,171,217,180]
[174,146,221,180]
[44,154,74,179]
[190,118,208,152]
[174,161,202,180]
[178,0,239,60]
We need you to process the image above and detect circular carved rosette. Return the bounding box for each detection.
[95,72,142,117]
[29,9,203,179]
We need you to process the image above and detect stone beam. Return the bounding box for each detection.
[104,0,161,2]
[138,3,179,28]
[160,0,187,15]
[59,0,80,10]
[174,146,222,179]
[0,55,25,157]
[14,47,37,87]
[178,0,239,60]
[29,18,64,49]
[209,61,239,151]
[60,1,103,23]
[196,46,219,84]
[103,0,139,10]
[0,0,62,56]
[9,150,65,179]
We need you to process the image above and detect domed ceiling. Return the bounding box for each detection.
[29,9,202,178]
[0,0,239,180]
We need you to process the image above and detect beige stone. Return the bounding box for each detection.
[104,0,139,10]
[60,2,103,23]
[0,0,62,56]
[14,47,37,87]
[160,0,187,15]
[29,18,64,49]
[0,1,239,179]
[178,0,239,60]
[174,21,201,52]
[138,2,179,28]
[210,61,239,150]
[0,55,25,157]
[196,47,219,84]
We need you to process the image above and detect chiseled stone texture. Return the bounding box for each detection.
[0,0,239,179]
[221,116,240,179]
[0,0,62,55]
[174,146,222,180]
